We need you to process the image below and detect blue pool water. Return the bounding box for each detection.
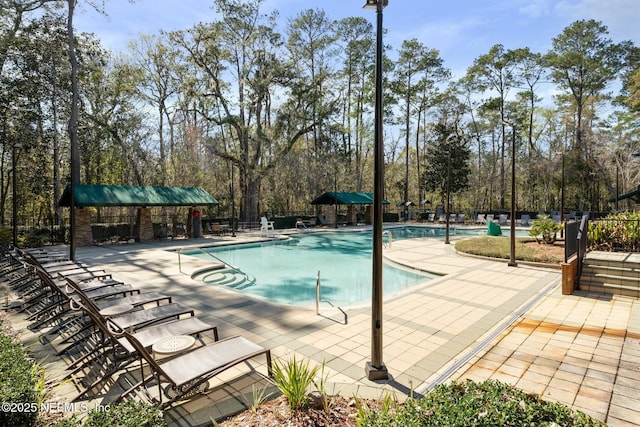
[185,225,522,307]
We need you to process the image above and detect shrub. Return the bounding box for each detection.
[83,400,165,427]
[356,380,605,426]
[0,334,39,427]
[0,227,11,247]
[529,215,562,244]
[589,211,640,251]
[271,356,323,412]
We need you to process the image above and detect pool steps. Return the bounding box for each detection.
[198,268,256,289]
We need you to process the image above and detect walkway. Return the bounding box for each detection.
[5,229,640,426]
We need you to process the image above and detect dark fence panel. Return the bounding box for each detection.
[564,220,578,263]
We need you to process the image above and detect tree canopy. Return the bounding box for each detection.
[0,0,638,236]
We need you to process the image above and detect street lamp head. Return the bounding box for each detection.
[363,0,388,10]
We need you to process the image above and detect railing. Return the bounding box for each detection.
[314,270,347,324]
[177,247,240,276]
[315,271,321,315]
[576,214,589,287]
[382,230,392,248]
[563,214,589,290]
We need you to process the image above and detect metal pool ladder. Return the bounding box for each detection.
[382,230,392,248]
[315,270,347,324]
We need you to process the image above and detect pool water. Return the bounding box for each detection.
[186,225,525,307]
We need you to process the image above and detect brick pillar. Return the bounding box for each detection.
[75,208,94,247]
[136,208,154,242]
[325,205,337,227]
[347,205,357,225]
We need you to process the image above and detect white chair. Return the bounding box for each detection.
[476,213,486,224]
[260,217,275,237]
[520,214,530,226]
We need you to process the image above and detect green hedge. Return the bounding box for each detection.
[0,334,39,427]
[357,380,604,426]
[589,212,640,252]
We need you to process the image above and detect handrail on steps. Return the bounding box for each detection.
[382,230,392,248]
[177,247,243,276]
[315,270,348,324]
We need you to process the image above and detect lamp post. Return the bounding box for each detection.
[364,0,388,381]
[231,163,236,237]
[561,153,565,223]
[445,135,452,245]
[12,141,20,248]
[504,121,517,267]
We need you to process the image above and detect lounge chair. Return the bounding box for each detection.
[486,214,495,223]
[457,214,466,224]
[66,299,218,400]
[499,214,508,225]
[260,217,275,238]
[520,214,530,226]
[116,326,271,408]
[65,278,194,332]
[476,213,486,224]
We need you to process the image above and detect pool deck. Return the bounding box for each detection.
[6,227,640,426]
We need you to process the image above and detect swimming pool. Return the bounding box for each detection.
[185,225,524,307]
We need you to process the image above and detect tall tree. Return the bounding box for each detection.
[422,121,471,207]
[391,38,448,213]
[546,20,629,155]
[335,16,374,191]
[546,19,630,210]
[172,0,317,221]
[467,44,520,209]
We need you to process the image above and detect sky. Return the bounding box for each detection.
[73,0,640,79]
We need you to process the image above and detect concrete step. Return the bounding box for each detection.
[579,280,640,298]
[580,271,640,288]
[582,264,640,279]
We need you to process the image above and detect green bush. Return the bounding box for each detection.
[83,400,165,427]
[0,227,11,247]
[23,228,51,248]
[356,380,605,426]
[589,211,640,251]
[0,334,39,427]
[529,215,562,244]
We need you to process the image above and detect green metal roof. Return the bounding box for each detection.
[310,192,389,205]
[59,184,218,208]
[608,188,640,204]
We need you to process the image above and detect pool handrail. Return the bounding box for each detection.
[315,270,320,315]
[177,247,245,277]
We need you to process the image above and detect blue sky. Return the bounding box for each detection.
[74,0,639,79]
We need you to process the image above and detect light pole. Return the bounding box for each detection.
[445,137,451,245]
[12,141,21,248]
[504,121,517,267]
[231,162,236,237]
[364,0,388,381]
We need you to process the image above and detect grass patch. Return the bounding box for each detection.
[454,236,563,264]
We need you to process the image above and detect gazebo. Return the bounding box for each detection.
[311,192,389,226]
[59,184,218,246]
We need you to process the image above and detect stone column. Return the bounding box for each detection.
[75,208,94,247]
[136,208,154,242]
[347,205,357,225]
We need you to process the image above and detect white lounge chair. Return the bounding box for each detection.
[520,214,530,226]
[476,213,486,224]
[260,217,275,238]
